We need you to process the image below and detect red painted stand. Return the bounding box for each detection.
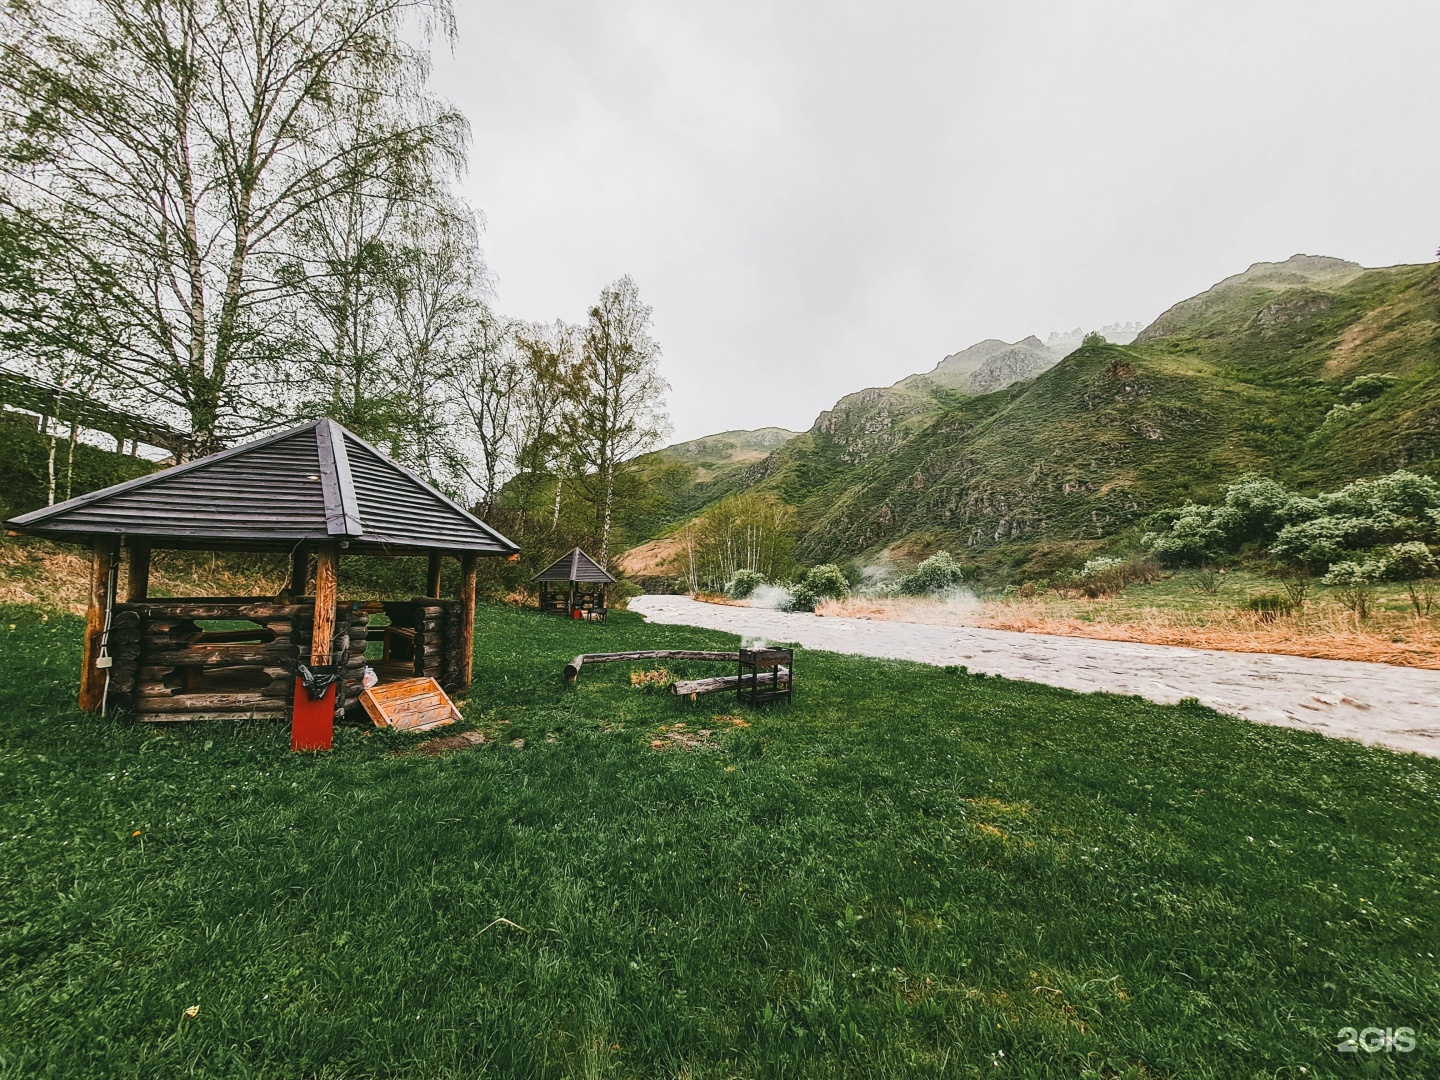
[291,678,335,752]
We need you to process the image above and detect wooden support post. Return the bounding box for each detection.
[80,537,119,712]
[426,550,443,599]
[458,552,477,694]
[125,538,151,602]
[292,542,339,752]
[311,543,338,666]
[290,545,309,596]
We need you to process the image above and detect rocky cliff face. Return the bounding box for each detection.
[965,340,1063,394]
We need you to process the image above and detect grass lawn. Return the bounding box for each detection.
[1,603,1436,1078]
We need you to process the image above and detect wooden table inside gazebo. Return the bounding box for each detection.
[5,419,519,749]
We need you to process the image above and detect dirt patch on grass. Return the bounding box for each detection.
[648,722,717,751]
[415,730,488,756]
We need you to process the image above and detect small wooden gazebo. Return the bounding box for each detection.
[5,419,518,745]
[532,548,615,621]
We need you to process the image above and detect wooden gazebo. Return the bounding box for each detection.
[5,419,518,745]
[533,548,615,621]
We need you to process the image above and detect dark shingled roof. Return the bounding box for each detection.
[532,547,616,583]
[6,419,519,556]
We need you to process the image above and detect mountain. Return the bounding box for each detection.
[651,427,799,482]
[628,254,1440,580]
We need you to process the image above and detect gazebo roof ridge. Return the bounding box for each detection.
[6,417,519,556]
[532,546,616,584]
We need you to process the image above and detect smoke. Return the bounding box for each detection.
[747,583,793,610]
[741,634,772,650]
[856,562,898,593]
[933,585,982,612]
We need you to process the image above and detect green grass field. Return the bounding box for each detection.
[1,604,1436,1078]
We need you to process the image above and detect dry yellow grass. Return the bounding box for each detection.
[0,537,290,613]
[816,594,982,625]
[615,534,687,578]
[817,591,1440,670]
[976,600,1440,670]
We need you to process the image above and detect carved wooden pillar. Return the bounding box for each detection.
[311,543,339,666]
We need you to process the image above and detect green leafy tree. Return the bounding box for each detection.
[0,0,457,449]
[676,492,798,593]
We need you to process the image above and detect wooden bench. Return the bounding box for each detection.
[382,625,416,662]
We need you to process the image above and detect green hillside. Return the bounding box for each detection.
[635,255,1440,579]
[0,413,158,520]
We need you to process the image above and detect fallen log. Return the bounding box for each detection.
[564,650,739,682]
[670,667,789,698]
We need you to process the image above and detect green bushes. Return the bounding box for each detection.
[801,563,849,600]
[0,416,158,518]
[1322,559,1389,619]
[895,550,969,595]
[1144,470,1440,614]
[780,564,850,612]
[784,582,819,612]
[723,569,766,599]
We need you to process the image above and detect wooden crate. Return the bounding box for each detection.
[360,677,460,732]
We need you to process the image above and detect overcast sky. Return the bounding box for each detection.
[429,1,1440,444]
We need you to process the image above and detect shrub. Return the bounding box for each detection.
[724,569,766,600]
[1190,564,1223,596]
[801,564,849,600]
[1338,373,1398,404]
[1121,554,1163,585]
[1075,556,1127,597]
[784,583,819,612]
[898,551,969,595]
[1386,541,1438,616]
[1322,558,1390,619]
[1046,571,1080,599]
[1242,594,1294,623]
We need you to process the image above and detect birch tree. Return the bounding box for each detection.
[451,309,521,516]
[567,276,670,566]
[502,319,579,540]
[278,82,466,442]
[0,0,455,450]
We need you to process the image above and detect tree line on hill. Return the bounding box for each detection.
[0,0,671,570]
